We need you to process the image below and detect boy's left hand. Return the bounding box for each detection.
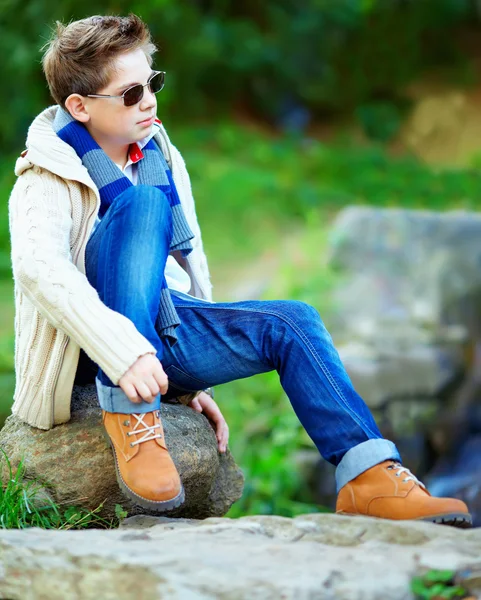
[187,391,229,453]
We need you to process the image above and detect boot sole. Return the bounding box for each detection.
[103,429,185,513]
[337,511,473,529]
[418,513,473,529]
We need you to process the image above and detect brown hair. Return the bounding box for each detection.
[41,14,157,107]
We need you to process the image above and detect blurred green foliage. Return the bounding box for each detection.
[0,0,477,146]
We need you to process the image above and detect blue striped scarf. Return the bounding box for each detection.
[53,107,194,345]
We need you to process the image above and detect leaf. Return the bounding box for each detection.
[424,570,456,585]
[115,504,128,521]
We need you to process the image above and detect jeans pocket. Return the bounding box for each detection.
[164,364,209,392]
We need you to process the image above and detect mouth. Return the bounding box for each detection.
[138,116,155,126]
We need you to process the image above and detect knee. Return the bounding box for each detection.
[114,186,172,229]
[262,300,325,340]
[261,300,330,358]
[276,300,321,324]
[273,300,330,338]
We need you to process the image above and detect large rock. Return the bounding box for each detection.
[326,206,481,408]
[328,206,481,333]
[425,435,481,528]
[1,513,481,599]
[321,206,481,487]
[336,340,463,409]
[0,384,244,519]
[401,90,481,167]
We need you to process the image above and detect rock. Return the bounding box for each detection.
[0,513,481,599]
[427,341,481,458]
[425,435,481,528]
[401,90,481,167]
[328,206,481,333]
[337,341,462,409]
[0,384,244,519]
[323,206,481,487]
[325,206,481,408]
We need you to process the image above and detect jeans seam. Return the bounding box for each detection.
[173,302,379,438]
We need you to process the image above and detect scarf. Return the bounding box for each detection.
[53,107,194,346]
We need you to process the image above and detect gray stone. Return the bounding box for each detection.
[328,206,481,335]
[1,513,481,599]
[321,206,481,486]
[337,341,463,409]
[0,384,244,519]
[324,207,481,408]
[426,435,481,528]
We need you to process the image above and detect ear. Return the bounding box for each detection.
[64,94,91,123]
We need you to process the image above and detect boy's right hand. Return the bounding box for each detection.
[118,353,168,404]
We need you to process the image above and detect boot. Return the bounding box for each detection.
[103,409,184,512]
[336,460,471,528]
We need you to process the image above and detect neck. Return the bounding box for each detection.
[107,145,130,169]
[85,124,130,168]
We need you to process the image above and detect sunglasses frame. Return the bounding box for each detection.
[86,70,165,107]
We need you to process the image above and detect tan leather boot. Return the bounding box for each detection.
[102,409,184,512]
[336,460,472,528]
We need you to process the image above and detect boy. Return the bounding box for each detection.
[8,14,471,525]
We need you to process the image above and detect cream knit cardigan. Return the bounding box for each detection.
[9,106,213,430]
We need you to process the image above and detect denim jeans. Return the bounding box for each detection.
[84,185,401,491]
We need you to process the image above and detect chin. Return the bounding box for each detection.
[131,127,150,140]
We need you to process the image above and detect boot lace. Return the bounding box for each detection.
[387,462,426,489]
[126,413,162,447]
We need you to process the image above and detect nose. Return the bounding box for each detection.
[140,85,157,111]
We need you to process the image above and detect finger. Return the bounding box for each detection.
[213,417,226,445]
[218,418,228,445]
[204,398,223,424]
[190,397,203,412]
[135,382,155,403]
[200,399,226,441]
[219,423,229,453]
[120,381,142,404]
[145,376,160,398]
[154,365,169,395]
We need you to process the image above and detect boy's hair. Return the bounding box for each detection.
[41,14,157,108]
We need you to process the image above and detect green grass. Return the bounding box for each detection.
[411,569,473,599]
[0,449,125,529]
[2,121,481,519]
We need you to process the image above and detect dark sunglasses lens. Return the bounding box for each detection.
[123,84,144,107]
[149,72,164,94]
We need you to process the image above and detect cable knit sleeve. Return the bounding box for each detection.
[9,169,157,385]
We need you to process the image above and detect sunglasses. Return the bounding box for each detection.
[87,71,165,107]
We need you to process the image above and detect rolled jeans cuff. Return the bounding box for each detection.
[335,439,401,493]
[95,377,161,414]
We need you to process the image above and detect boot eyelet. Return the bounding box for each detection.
[130,442,134,447]
[395,473,400,477]
[123,420,130,426]
[126,432,131,437]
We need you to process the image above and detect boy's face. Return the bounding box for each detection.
[66,48,158,149]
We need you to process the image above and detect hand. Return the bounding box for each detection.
[118,353,168,404]
[188,391,229,453]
